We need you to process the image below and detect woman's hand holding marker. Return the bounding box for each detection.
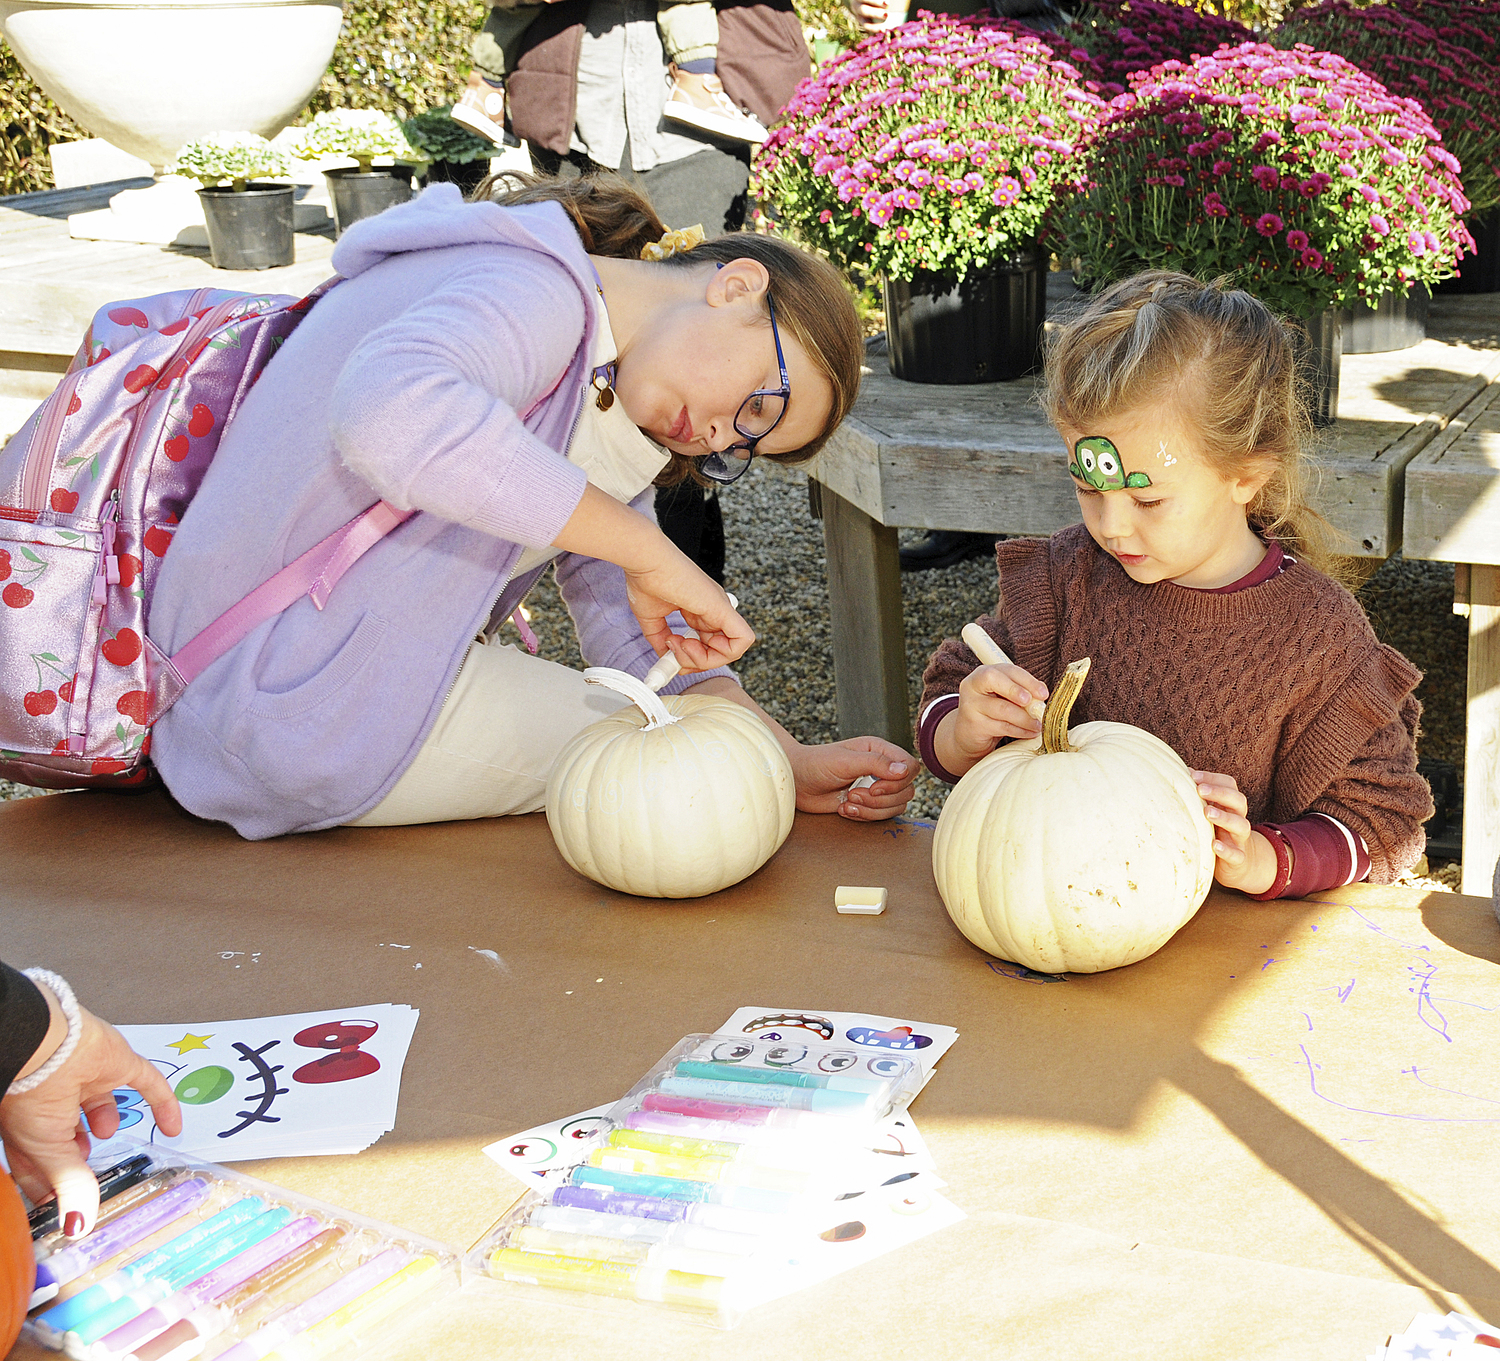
[1191,771,1278,895]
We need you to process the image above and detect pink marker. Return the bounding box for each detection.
[639,1093,851,1131]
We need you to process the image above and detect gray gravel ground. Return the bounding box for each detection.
[0,460,1468,893]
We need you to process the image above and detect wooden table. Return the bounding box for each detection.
[2,791,1498,1360]
[1402,295,1500,892]
[809,287,1500,861]
[0,178,336,439]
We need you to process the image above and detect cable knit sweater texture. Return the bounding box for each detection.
[919,524,1433,883]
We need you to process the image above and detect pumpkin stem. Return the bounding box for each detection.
[1040,658,1091,754]
[583,667,681,731]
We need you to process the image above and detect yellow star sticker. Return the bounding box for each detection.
[166,1032,213,1055]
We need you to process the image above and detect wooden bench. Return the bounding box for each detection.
[1403,296,1500,890]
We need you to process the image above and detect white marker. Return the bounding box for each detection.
[961,623,1046,723]
[643,592,740,691]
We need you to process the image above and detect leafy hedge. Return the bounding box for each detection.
[1,37,87,196]
[303,0,488,120]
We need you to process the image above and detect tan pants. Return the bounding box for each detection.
[347,635,630,827]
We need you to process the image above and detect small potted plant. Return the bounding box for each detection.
[290,109,420,235]
[401,106,496,197]
[1277,0,1499,310]
[755,13,1105,383]
[1052,43,1472,424]
[167,133,294,271]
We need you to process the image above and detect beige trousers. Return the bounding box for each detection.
[347,635,630,826]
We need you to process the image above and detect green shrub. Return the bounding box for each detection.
[1,36,87,197]
[304,0,489,121]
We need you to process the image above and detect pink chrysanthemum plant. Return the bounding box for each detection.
[1067,0,1250,99]
[1277,0,1499,216]
[753,12,1106,283]
[1053,42,1473,316]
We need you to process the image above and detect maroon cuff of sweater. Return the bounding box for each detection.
[918,694,964,784]
[1248,814,1370,900]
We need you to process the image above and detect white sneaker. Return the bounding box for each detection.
[452,75,518,147]
[664,69,769,146]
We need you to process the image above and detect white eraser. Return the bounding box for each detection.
[835,886,887,915]
[848,775,877,791]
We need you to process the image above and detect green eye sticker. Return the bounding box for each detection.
[1069,436,1152,490]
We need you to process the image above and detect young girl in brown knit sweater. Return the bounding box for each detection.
[916,271,1433,900]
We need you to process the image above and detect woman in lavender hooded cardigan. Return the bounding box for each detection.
[145,175,915,839]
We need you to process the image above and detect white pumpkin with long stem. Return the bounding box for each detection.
[545,653,795,899]
[932,630,1215,973]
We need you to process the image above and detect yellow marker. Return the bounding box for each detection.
[489,1247,724,1310]
[260,1256,441,1361]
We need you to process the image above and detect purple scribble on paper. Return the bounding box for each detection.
[1336,904,1432,953]
[1402,1066,1500,1107]
[1409,961,1453,1042]
[1296,1046,1500,1124]
[1301,1012,1313,1031]
[1262,958,1276,970]
[1334,978,1356,1003]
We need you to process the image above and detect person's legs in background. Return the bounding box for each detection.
[454,3,541,146]
[657,1,767,145]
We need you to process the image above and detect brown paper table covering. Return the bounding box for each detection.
[2,789,1497,1360]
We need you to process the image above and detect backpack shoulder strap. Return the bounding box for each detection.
[168,500,412,685]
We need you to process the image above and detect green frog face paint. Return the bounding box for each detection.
[1069,436,1153,490]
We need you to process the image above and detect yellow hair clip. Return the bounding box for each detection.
[640,224,705,261]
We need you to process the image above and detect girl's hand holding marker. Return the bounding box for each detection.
[952,624,1048,764]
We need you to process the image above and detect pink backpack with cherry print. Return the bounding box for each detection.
[0,281,412,790]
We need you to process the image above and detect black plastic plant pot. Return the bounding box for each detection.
[882,250,1047,384]
[1293,308,1342,428]
[1339,282,1429,354]
[197,184,295,271]
[325,165,414,237]
[419,159,491,198]
[1434,208,1500,295]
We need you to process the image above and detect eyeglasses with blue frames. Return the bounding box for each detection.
[697,295,790,486]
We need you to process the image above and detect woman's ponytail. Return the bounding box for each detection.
[476,169,667,260]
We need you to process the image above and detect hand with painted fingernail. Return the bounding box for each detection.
[1190,770,1277,895]
[1,977,181,1239]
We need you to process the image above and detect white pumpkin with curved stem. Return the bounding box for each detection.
[932,654,1215,974]
[546,667,796,898]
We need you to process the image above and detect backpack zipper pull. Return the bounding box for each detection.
[91,494,120,606]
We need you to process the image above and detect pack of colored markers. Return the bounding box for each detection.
[465,1030,930,1328]
[23,1145,459,1361]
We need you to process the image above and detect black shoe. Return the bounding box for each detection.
[899,530,999,572]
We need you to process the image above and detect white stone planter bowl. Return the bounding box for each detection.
[0,0,344,169]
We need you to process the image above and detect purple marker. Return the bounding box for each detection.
[214,1248,411,1361]
[91,1216,325,1360]
[551,1184,773,1236]
[30,1179,213,1308]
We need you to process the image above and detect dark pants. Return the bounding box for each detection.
[530,135,750,237]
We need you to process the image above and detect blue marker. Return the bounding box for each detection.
[673,1061,883,1094]
[568,1165,790,1215]
[66,1206,295,1347]
[33,1194,268,1342]
[551,1185,775,1236]
[656,1075,874,1114]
